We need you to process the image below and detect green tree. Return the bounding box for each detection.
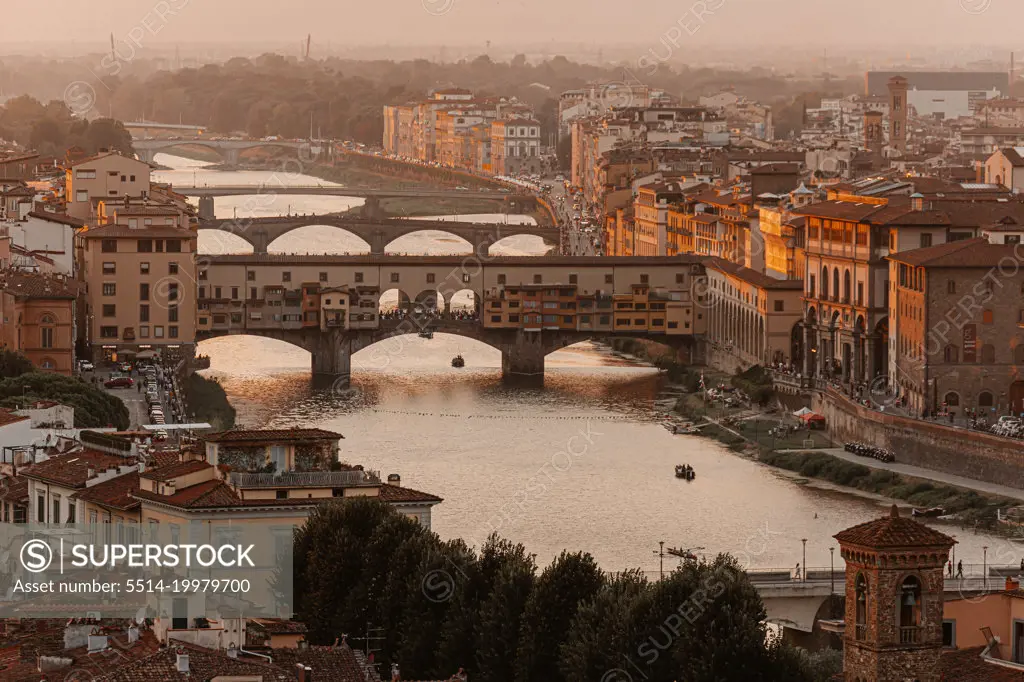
[474,538,536,682]
[0,350,34,379]
[515,551,604,682]
[0,371,129,428]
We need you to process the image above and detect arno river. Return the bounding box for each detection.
[155,154,1011,573]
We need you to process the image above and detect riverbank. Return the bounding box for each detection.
[182,373,236,431]
[646,361,1022,532]
[761,450,1018,530]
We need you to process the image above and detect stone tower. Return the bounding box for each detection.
[887,76,909,153]
[835,505,954,682]
[863,110,884,154]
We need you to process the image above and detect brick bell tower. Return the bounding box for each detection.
[835,505,954,682]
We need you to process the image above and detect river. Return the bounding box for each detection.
[154,153,1012,574]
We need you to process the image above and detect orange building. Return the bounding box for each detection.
[0,271,80,374]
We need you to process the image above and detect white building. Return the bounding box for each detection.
[983,147,1024,191]
[1,211,81,275]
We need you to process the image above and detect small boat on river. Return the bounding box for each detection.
[451,354,465,368]
[912,507,944,518]
[675,465,695,481]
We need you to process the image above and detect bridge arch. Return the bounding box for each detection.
[384,229,474,256]
[197,229,255,255]
[379,288,413,314]
[266,224,372,255]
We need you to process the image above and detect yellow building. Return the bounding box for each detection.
[0,271,80,375]
[65,152,152,223]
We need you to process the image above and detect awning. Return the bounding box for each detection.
[137,350,159,359]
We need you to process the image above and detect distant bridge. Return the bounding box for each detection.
[748,566,1006,633]
[126,121,208,134]
[176,184,526,202]
[134,138,308,165]
[196,214,558,255]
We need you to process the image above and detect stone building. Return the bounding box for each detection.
[888,238,1024,417]
[0,270,80,374]
[836,504,955,682]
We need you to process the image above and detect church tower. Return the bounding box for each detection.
[835,505,954,682]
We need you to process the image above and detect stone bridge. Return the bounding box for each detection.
[197,319,694,384]
[134,138,309,165]
[195,215,559,255]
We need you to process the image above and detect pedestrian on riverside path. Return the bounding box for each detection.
[956,560,964,579]
[947,560,953,578]
[794,563,801,580]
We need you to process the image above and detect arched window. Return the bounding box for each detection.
[899,576,922,641]
[943,345,958,363]
[1015,345,1024,364]
[821,266,829,299]
[843,270,852,303]
[944,392,960,407]
[855,573,868,640]
[39,313,55,350]
[981,344,996,364]
[979,391,994,408]
[832,269,840,301]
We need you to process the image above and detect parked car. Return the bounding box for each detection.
[104,376,133,388]
[78,360,94,372]
[119,362,132,373]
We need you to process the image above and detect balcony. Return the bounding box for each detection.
[854,624,866,641]
[899,626,921,644]
[229,470,380,489]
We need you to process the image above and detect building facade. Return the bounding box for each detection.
[0,271,79,374]
[80,223,197,364]
[65,153,152,222]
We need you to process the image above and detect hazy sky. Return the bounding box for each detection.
[0,0,1019,50]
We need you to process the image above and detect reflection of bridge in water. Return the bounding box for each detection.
[196,215,560,255]
[196,254,707,384]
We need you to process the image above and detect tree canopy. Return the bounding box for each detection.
[0,358,129,429]
[293,497,815,682]
[0,95,134,158]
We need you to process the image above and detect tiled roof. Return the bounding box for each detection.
[270,645,367,681]
[82,224,194,240]
[0,271,80,299]
[21,451,132,488]
[0,477,28,504]
[71,472,140,511]
[27,210,86,227]
[834,505,955,549]
[1001,147,1024,167]
[940,646,1024,680]
[248,617,308,635]
[0,409,29,427]
[705,257,805,290]
[134,479,320,510]
[890,237,1019,268]
[96,642,292,681]
[792,200,890,222]
[378,483,443,504]
[141,459,211,481]
[204,428,344,443]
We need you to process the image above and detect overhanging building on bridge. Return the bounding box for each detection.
[195,255,709,380]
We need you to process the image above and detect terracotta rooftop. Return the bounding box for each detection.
[96,641,292,681]
[204,428,344,443]
[834,505,955,549]
[27,210,86,227]
[0,477,28,504]
[0,409,29,428]
[133,479,320,510]
[270,645,368,681]
[705,257,805,290]
[71,471,141,511]
[247,617,308,635]
[20,451,132,489]
[141,458,211,481]
[81,224,195,240]
[378,483,444,504]
[0,271,80,299]
[890,237,1020,268]
[940,646,1024,680]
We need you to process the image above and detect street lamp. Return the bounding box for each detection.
[654,541,665,580]
[983,546,988,590]
[829,547,835,594]
[801,538,808,582]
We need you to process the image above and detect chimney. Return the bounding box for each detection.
[175,652,189,673]
[387,474,401,486]
[1007,576,1020,591]
[87,466,95,479]
[295,663,313,682]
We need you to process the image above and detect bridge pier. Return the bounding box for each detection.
[311,331,352,383]
[224,148,241,166]
[362,197,384,220]
[198,196,216,221]
[501,331,548,384]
